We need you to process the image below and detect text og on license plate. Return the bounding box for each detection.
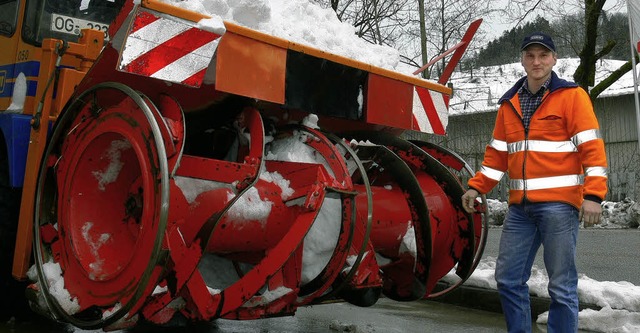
[50,13,109,38]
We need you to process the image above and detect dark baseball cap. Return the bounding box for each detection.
[521,32,556,52]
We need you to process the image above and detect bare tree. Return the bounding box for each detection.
[314,0,492,80]
[573,0,639,99]
[314,0,411,46]
[417,0,428,78]
[399,0,492,79]
[499,0,636,100]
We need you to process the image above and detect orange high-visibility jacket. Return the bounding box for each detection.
[468,72,608,209]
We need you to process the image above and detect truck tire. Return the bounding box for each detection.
[0,148,30,322]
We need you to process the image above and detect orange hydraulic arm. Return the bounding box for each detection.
[12,30,105,279]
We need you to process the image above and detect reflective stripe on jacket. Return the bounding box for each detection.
[468,71,608,209]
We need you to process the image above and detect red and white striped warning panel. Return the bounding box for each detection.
[118,9,224,87]
[413,86,449,135]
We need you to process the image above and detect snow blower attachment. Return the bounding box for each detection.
[22,2,486,330]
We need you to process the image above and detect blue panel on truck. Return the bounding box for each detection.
[0,113,32,188]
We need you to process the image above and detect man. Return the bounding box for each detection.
[461,32,608,333]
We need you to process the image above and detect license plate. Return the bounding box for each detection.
[50,13,109,39]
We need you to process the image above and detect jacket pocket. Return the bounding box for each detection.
[530,113,565,131]
[503,119,524,142]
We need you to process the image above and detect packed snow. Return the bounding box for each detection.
[225,186,273,223]
[91,140,131,191]
[398,223,417,258]
[158,0,403,72]
[447,255,640,333]
[174,176,232,204]
[486,197,640,229]
[26,262,81,315]
[259,170,295,200]
[81,222,111,277]
[265,129,342,284]
[242,286,293,307]
[6,72,26,113]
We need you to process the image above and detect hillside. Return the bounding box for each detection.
[448,58,637,115]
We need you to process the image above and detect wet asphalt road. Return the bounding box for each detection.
[0,298,533,333]
[1,228,636,333]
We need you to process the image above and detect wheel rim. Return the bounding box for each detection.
[33,82,170,329]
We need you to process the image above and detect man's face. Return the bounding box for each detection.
[521,44,557,82]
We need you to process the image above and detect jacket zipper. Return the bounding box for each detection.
[506,94,549,203]
[505,100,527,201]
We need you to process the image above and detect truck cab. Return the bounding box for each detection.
[0,0,124,187]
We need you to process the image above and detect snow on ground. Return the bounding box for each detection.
[454,256,640,333]
[486,197,640,229]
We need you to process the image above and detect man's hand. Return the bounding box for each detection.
[461,189,479,213]
[580,200,602,227]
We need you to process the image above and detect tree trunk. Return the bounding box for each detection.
[589,57,639,98]
[418,0,428,78]
[439,0,446,78]
[573,0,606,95]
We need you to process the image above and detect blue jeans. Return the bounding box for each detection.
[495,202,580,333]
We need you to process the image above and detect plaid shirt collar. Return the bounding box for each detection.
[518,76,551,129]
[519,76,551,96]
